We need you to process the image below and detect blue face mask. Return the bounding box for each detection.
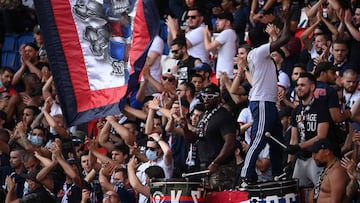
[146,149,157,161]
[29,135,43,147]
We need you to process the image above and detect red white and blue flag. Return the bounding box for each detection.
[34,0,160,126]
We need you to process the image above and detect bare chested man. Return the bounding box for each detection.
[311,138,350,203]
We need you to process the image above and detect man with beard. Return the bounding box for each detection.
[314,62,352,147]
[286,73,333,202]
[167,7,209,63]
[311,138,349,203]
[0,68,16,95]
[183,83,237,190]
[12,43,42,85]
[170,35,201,83]
[203,11,237,80]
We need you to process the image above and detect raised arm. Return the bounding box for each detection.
[43,97,69,139]
[270,6,291,53]
[98,121,115,152]
[127,156,150,197]
[50,142,83,188]
[86,137,112,164]
[106,116,135,147]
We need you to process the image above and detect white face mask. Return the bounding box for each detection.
[145,149,157,161]
[28,135,43,147]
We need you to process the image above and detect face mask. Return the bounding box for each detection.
[146,149,157,161]
[29,135,43,147]
[110,180,124,188]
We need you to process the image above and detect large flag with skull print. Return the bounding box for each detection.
[34,0,160,126]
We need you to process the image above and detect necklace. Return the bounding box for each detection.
[196,103,223,138]
[314,158,338,200]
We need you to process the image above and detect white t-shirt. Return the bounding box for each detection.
[277,70,291,91]
[141,35,164,82]
[215,29,237,79]
[344,89,360,108]
[237,107,253,144]
[186,24,209,63]
[248,43,278,102]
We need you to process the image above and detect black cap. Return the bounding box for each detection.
[310,138,334,153]
[314,62,340,78]
[216,11,234,23]
[204,83,220,94]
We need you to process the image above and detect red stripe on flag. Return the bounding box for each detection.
[129,0,150,73]
[50,0,127,112]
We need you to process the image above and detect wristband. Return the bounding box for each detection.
[258,9,265,14]
[211,161,218,167]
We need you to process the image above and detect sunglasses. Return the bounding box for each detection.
[146,147,158,151]
[201,92,219,100]
[186,15,198,19]
[171,49,180,54]
[162,76,175,82]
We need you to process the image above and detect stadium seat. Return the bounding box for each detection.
[2,34,18,52]
[1,51,19,69]
[16,32,34,50]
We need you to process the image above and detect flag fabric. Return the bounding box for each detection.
[34,0,159,126]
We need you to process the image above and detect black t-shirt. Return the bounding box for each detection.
[290,99,332,159]
[55,183,82,203]
[315,81,340,109]
[20,186,55,203]
[177,56,199,82]
[197,107,237,165]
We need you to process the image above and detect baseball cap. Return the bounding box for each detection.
[314,62,340,78]
[194,63,212,74]
[203,83,220,94]
[310,138,334,153]
[161,55,177,75]
[216,11,234,23]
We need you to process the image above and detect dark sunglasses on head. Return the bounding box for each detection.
[162,76,175,82]
[186,15,198,19]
